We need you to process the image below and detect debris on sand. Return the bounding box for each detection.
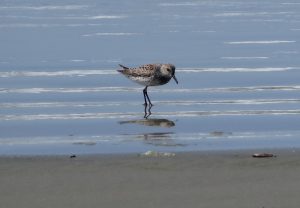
[70,154,77,158]
[252,153,276,158]
[209,131,233,137]
[140,151,176,157]
[73,141,96,146]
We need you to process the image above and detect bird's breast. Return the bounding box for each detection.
[149,75,171,86]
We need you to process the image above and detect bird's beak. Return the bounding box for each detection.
[173,75,178,84]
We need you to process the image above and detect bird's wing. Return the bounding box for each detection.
[135,64,158,76]
[118,64,157,77]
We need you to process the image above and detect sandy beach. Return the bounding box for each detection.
[1,1,300,207]
[1,149,300,208]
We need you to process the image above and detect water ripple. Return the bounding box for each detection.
[1,99,300,109]
[2,130,300,146]
[0,67,298,78]
[1,85,300,94]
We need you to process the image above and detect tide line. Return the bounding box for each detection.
[2,130,300,146]
[1,109,300,121]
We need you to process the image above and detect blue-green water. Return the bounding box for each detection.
[1,0,300,155]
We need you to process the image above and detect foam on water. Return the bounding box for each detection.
[214,12,295,17]
[87,15,127,19]
[225,40,296,44]
[0,70,117,78]
[82,33,142,37]
[0,5,89,10]
[0,15,126,20]
[179,67,299,72]
[221,57,269,60]
[158,3,199,7]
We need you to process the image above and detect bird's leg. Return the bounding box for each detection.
[143,86,153,106]
[143,87,148,106]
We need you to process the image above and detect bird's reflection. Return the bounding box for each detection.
[119,104,175,128]
[119,118,175,128]
[119,105,179,146]
[144,104,152,118]
[129,132,186,147]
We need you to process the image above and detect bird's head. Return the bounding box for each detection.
[160,64,178,84]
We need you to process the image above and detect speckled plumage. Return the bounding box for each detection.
[117,63,178,106]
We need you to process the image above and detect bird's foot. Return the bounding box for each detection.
[143,102,153,107]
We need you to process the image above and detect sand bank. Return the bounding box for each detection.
[1,150,300,208]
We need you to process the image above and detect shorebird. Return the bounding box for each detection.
[117,63,178,106]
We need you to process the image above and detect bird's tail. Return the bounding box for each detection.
[119,64,129,69]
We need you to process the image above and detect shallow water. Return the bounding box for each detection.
[1,0,300,155]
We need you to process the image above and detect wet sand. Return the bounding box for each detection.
[1,149,300,208]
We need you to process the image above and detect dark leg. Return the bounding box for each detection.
[143,87,148,106]
[145,91,152,106]
[143,86,153,106]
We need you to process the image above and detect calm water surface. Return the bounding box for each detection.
[1,0,300,155]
